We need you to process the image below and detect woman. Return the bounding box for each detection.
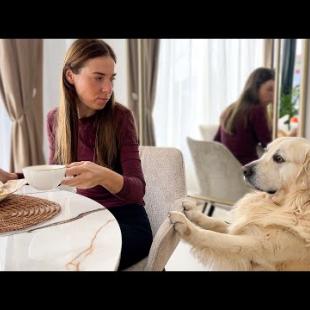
[0,39,153,270]
[214,67,274,165]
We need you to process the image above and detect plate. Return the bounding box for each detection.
[0,179,27,202]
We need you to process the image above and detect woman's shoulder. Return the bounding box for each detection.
[114,102,134,121]
[114,102,132,115]
[249,104,267,117]
[114,103,137,138]
[47,107,58,124]
[248,104,268,126]
[251,104,266,112]
[220,103,234,123]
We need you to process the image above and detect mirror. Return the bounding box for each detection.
[273,39,309,139]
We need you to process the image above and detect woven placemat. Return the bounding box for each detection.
[0,194,61,233]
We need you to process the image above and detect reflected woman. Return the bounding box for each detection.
[214,67,274,165]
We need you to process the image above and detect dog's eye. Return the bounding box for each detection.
[273,154,285,163]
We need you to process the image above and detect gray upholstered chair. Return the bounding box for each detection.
[124,146,187,271]
[199,124,219,141]
[199,124,264,158]
[187,137,251,215]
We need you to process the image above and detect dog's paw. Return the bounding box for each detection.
[182,200,197,212]
[182,200,200,221]
[168,211,191,236]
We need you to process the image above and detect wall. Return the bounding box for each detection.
[43,39,69,162]
[104,39,128,106]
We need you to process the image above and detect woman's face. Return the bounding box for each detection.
[258,79,274,106]
[66,56,116,117]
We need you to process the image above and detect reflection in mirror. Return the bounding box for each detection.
[278,39,299,137]
[274,39,309,138]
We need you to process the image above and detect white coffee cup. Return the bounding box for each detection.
[22,165,66,190]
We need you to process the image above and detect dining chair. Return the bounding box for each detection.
[187,137,251,216]
[199,124,219,141]
[199,124,264,158]
[124,146,187,271]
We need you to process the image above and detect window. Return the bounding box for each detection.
[154,39,264,192]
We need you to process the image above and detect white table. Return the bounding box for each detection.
[0,186,122,271]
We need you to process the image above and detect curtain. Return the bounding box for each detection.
[263,39,274,68]
[153,39,264,193]
[127,40,139,133]
[0,39,44,172]
[279,39,297,130]
[263,39,275,125]
[281,39,297,95]
[127,39,160,146]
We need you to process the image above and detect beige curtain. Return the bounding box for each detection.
[128,39,160,146]
[263,39,276,132]
[0,39,44,172]
[128,40,139,134]
[263,39,275,68]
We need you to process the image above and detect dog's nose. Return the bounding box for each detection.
[243,165,254,178]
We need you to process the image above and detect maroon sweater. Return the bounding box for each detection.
[47,103,145,208]
[214,105,272,166]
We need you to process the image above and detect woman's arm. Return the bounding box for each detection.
[113,109,145,201]
[62,108,145,203]
[0,169,18,183]
[63,161,124,194]
[251,106,272,147]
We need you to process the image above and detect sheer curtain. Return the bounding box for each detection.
[153,39,264,193]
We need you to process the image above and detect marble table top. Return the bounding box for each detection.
[0,186,122,271]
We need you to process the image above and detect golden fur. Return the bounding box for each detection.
[169,137,310,270]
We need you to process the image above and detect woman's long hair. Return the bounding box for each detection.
[54,39,119,168]
[221,67,274,134]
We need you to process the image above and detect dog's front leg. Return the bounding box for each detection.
[183,200,229,233]
[168,211,197,238]
[169,211,222,247]
[169,211,261,258]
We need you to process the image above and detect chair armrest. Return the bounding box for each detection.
[144,218,180,271]
[144,197,185,271]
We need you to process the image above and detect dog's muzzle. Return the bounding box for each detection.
[242,162,277,194]
[242,163,255,179]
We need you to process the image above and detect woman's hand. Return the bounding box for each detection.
[0,168,18,183]
[61,161,124,193]
[61,161,105,189]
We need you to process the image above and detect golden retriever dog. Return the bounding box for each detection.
[169,137,310,271]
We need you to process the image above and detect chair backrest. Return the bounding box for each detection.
[139,146,186,235]
[187,137,250,204]
[199,124,219,141]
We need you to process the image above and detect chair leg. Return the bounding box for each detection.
[202,202,209,214]
[207,204,215,217]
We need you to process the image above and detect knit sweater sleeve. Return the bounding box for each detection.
[250,105,272,148]
[113,109,146,203]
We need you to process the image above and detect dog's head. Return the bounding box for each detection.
[243,137,310,194]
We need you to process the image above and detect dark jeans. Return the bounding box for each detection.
[108,204,153,271]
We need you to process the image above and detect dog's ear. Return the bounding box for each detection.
[296,150,310,189]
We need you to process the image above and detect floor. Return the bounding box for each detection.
[165,205,231,271]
